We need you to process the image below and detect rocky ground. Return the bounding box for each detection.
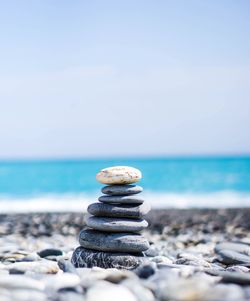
[1,208,250,301]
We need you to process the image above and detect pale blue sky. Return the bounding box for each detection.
[0,0,249,158]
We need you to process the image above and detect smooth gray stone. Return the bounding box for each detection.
[215,242,250,256]
[79,229,149,253]
[206,269,250,285]
[87,202,150,219]
[101,185,143,196]
[58,258,77,274]
[85,215,148,232]
[99,195,144,204]
[217,249,250,266]
[71,246,144,270]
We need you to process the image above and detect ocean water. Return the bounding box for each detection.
[0,157,250,212]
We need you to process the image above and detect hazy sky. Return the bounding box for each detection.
[0,0,249,158]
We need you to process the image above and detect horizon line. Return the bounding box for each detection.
[0,153,250,162]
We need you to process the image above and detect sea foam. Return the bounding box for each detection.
[0,191,250,213]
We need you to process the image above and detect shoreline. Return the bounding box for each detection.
[1,191,250,213]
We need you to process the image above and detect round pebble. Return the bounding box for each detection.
[99,195,144,205]
[79,229,150,253]
[96,166,142,185]
[87,202,150,219]
[85,215,148,233]
[101,185,143,196]
[71,246,144,269]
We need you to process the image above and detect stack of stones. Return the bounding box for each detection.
[71,166,151,270]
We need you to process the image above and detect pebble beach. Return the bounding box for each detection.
[1,208,250,301]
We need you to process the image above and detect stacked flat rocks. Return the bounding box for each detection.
[71,166,151,270]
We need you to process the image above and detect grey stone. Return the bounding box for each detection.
[135,262,157,279]
[85,215,148,232]
[175,253,211,268]
[144,245,159,257]
[79,229,149,253]
[206,269,250,285]
[71,247,145,270]
[18,253,40,262]
[215,242,250,255]
[9,268,25,275]
[58,259,77,273]
[87,202,150,219]
[216,249,250,265]
[37,248,63,258]
[150,255,173,264]
[122,278,155,301]
[76,267,135,286]
[99,195,144,205]
[101,185,143,196]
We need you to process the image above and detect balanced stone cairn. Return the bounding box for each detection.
[71,166,151,269]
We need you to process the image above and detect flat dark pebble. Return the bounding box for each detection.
[101,184,143,196]
[87,202,150,219]
[98,195,144,205]
[37,248,63,258]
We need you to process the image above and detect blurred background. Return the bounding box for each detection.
[0,0,249,211]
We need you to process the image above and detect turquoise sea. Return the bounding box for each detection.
[0,157,250,211]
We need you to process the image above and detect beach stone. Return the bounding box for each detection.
[86,281,137,301]
[85,215,148,232]
[76,267,136,287]
[71,247,144,269]
[18,253,40,262]
[135,262,157,279]
[88,202,150,219]
[150,255,173,264]
[216,249,250,265]
[38,248,63,258]
[102,185,143,196]
[0,260,59,274]
[207,269,250,285]
[79,229,149,253]
[99,195,144,205]
[58,259,77,273]
[122,278,155,301]
[0,275,45,291]
[96,166,142,185]
[176,253,211,268]
[215,242,250,255]
[76,267,135,287]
